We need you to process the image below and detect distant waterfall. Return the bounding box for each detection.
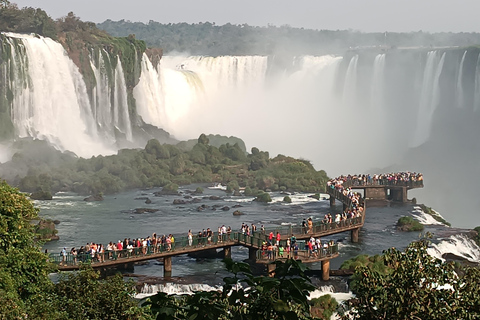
[3,33,112,158]
[113,56,132,141]
[411,51,446,148]
[134,53,166,129]
[342,55,359,108]
[371,53,386,112]
[474,53,480,112]
[455,50,467,108]
[133,55,268,139]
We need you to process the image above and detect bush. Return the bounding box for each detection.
[310,294,338,320]
[283,196,292,203]
[255,191,272,203]
[397,216,424,231]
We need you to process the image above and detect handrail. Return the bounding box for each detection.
[256,243,339,261]
[341,180,424,188]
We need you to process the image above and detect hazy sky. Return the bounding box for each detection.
[10,0,480,33]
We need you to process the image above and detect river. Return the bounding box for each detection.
[38,183,479,295]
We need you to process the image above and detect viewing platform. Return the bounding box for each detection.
[328,180,423,204]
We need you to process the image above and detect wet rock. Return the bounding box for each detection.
[233,210,244,216]
[30,191,53,200]
[209,196,221,200]
[145,198,152,204]
[134,208,159,214]
[173,199,187,205]
[84,194,104,202]
[221,206,230,211]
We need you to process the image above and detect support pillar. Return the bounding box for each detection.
[351,228,359,243]
[329,195,335,207]
[343,203,347,211]
[267,263,276,277]
[164,256,172,277]
[249,248,258,261]
[224,246,232,259]
[321,260,330,281]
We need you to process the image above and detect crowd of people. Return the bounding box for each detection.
[330,172,423,187]
[260,233,336,261]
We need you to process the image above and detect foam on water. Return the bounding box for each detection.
[412,206,447,225]
[427,234,480,263]
[135,282,222,299]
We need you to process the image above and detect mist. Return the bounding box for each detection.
[133,48,480,228]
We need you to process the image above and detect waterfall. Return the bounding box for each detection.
[474,53,480,112]
[342,55,359,108]
[410,51,446,148]
[3,33,113,158]
[427,235,480,263]
[455,50,467,108]
[113,56,132,141]
[134,55,268,139]
[134,53,166,129]
[371,53,386,112]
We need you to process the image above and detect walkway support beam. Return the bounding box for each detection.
[321,260,330,281]
[224,246,232,259]
[267,263,276,277]
[249,248,258,261]
[351,228,359,243]
[329,195,335,207]
[164,256,172,277]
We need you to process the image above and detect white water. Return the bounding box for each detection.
[427,234,480,263]
[411,206,448,225]
[342,55,359,109]
[455,51,467,108]
[410,51,446,148]
[4,33,114,158]
[135,282,222,299]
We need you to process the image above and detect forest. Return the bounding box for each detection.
[97,19,480,56]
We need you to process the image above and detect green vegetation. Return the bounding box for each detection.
[418,204,451,226]
[310,294,338,320]
[1,136,329,197]
[283,195,292,203]
[255,191,272,203]
[97,20,480,56]
[0,180,151,319]
[143,258,316,320]
[397,216,424,231]
[340,239,480,320]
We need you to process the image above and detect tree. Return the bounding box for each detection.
[143,258,316,320]
[198,133,209,145]
[340,238,480,320]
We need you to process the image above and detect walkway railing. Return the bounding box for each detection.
[256,243,339,261]
[341,179,424,188]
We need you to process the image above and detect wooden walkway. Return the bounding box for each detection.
[54,184,364,272]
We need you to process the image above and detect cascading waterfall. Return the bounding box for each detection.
[133,53,167,129]
[371,53,386,112]
[3,33,112,158]
[474,53,480,112]
[455,50,467,108]
[410,51,446,148]
[113,56,133,141]
[427,235,480,263]
[342,55,359,109]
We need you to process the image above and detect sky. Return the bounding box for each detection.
[10,0,480,33]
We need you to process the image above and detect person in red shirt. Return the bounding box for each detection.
[269,231,274,241]
[276,232,281,246]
